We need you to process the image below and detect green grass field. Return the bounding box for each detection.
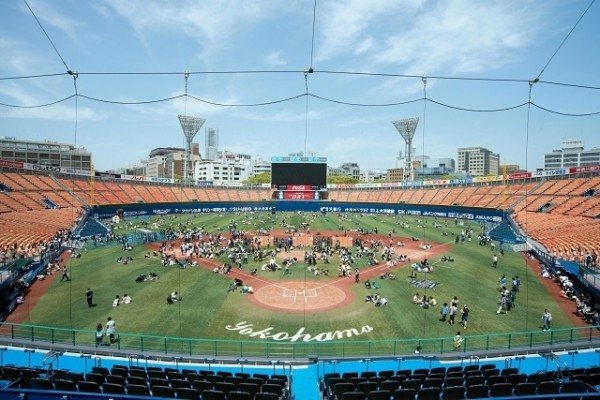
[22,211,572,349]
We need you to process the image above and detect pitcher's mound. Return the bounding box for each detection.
[250,280,350,313]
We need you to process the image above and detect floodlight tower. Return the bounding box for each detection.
[178,115,205,181]
[392,117,419,181]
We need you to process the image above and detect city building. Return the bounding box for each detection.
[457,147,499,177]
[251,159,271,177]
[329,162,360,181]
[544,139,600,170]
[205,128,219,161]
[500,164,524,174]
[386,168,405,183]
[360,169,387,182]
[414,156,456,178]
[0,136,92,172]
[194,159,251,184]
[147,145,201,179]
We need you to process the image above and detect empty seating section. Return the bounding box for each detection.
[0,192,30,211]
[40,191,79,207]
[367,191,382,203]
[250,189,269,201]
[515,195,555,213]
[0,365,291,399]
[421,189,440,205]
[561,198,596,217]
[57,178,101,205]
[205,189,220,201]
[237,190,251,202]
[530,180,559,195]
[146,185,168,202]
[398,190,416,203]
[487,182,538,209]
[442,188,462,206]
[430,188,451,205]
[452,187,479,206]
[514,211,600,260]
[321,365,599,400]
[338,191,352,203]
[104,182,135,204]
[356,191,370,202]
[133,185,159,203]
[410,189,426,204]
[346,192,362,203]
[2,172,38,190]
[377,191,392,203]
[94,182,124,204]
[155,186,179,202]
[0,207,80,250]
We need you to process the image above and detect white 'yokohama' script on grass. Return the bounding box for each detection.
[225,321,373,342]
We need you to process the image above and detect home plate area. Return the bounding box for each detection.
[253,281,348,313]
[283,288,317,303]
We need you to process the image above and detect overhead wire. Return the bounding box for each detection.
[522,80,535,332]
[67,70,79,331]
[23,0,72,73]
[0,72,71,81]
[2,92,597,117]
[24,0,80,329]
[309,0,318,70]
[533,0,596,81]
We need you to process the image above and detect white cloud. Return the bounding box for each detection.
[315,0,544,79]
[236,109,320,123]
[266,51,287,66]
[315,0,423,62]
[376,1,542,75]
[102,0,282,61]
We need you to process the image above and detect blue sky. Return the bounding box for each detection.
[0,0,598,172]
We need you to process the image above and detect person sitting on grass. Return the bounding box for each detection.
[412,293,422,304]
[242,285,254,294]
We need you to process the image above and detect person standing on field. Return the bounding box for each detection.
[541,309,552,331]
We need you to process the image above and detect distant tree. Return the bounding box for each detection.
[327,175,359,184]
[245,173,271,184]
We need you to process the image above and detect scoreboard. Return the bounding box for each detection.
[271,158,327,201]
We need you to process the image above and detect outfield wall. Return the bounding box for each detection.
[91,201,506,223]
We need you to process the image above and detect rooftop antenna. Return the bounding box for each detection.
[392,117,419,181]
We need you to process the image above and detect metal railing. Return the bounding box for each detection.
[1,322,599,359]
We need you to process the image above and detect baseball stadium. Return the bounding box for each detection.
[0,165,600,399]
[1,1,600,400]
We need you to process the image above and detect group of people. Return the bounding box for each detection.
[112,294,132,307]
[439,296,470,329]
[412,292,438,310]
[411,259,433,273]
[134,272,159,283]
[95,317,118,346]
[365,293,388,306]
[494,273,520,315]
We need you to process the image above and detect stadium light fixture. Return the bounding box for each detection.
[392,117,419,181]
[178,115,205,181]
